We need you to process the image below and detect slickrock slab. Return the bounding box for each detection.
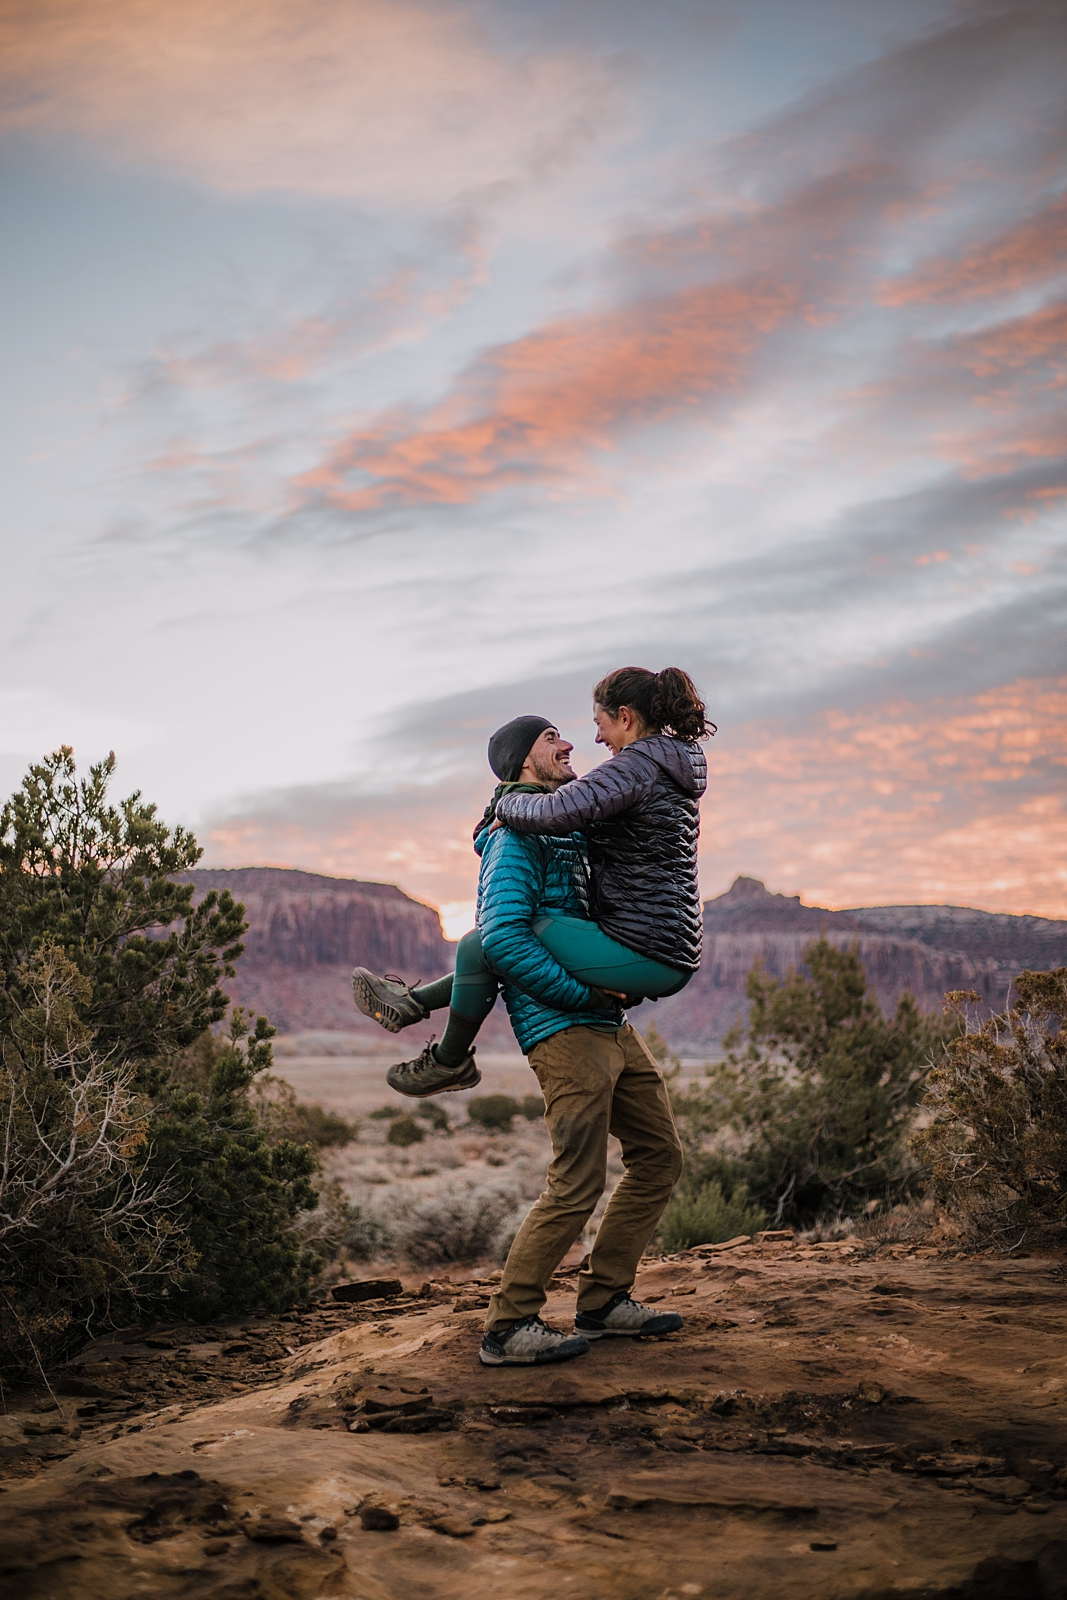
[602,1458,898,1513]
[2,1248,1065,1598]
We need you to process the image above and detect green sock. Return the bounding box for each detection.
[433,1008,482,1067]
[413,974,454,1012]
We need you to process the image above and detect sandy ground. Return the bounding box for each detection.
[271,1043,713,1122]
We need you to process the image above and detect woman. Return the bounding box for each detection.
[352,666,712,1089]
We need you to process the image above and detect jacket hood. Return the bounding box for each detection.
[630,733,707,797]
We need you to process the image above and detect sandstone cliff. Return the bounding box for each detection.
[185,867,1067,1053]
[182,868,453,1038]
[629,876,1067,1051]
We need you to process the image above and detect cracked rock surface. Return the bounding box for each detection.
[1,1240,1065,1598]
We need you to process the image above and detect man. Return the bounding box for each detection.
[454,715,687,1366]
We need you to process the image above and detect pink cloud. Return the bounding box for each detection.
[0,0,619,205]
[877,196,1067,306]
[706,677,1067,918]
[293,277,799,509]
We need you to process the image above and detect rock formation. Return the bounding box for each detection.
[630,876,1067,1051]
[183,867,1067,1053]
[182,868,453,1038]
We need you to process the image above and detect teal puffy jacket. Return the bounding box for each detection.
[475,825,624,1054]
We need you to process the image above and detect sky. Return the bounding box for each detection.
[2,0,1065,934]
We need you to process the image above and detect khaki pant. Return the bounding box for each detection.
[485,1023,683,1331]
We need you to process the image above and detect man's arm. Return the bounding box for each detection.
[477,830,597,1013]
[494,750,653,836]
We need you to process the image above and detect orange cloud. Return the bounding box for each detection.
[295,277,798,508]
[705,677,1067,918]
[202,680,1067,921]
[877,196,1067,305]
[838,298,1067,482]
[0,0,618,204]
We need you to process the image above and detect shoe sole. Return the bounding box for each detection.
[479,1344,589,1366]
[352,971,426,1034]
[575,1314,684,1339]
[386,1064,482,1098]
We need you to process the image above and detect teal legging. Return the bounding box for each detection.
[416,917,690,1021]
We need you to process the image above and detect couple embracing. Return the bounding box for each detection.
[353,666,712,1368]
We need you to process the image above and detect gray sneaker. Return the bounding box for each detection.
[575,1291,683,1339]
[480,1316,590,1366]
[352,969,429,1033]
[387,1042,481,1098]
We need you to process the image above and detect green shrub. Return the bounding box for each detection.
[387,1114,425,1147]
[521,1094,545,1121]
[369,1104,402,1120]
[913,969,1067,1249]
[143,1011,320,1322]
[0,749,321,1367]
[290,1102,358,1147]
[468,1094,520,1132]
[417,1102,452,1132]
[672,939,947,1225]
[657,1179,767,1252]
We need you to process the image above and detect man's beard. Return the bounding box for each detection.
[528,753,575,789]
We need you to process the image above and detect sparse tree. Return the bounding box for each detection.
[675,939,946,1224]
[0,747,246,1084]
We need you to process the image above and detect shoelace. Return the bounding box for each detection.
[383,973,430,1017]
[408,1036,438,1075]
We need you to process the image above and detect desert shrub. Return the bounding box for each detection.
[0,947,187,1369]
[796,1215,857,1244]
[468,1093,520,1132]
[143,1010,320,1322]
[912,970,1067,1250]
[643,1022,675,1066]
[671,939,947,1226]
[0,750,321,1363]
[369,1104,402,1120]
[245,1065,357,1149]
[291,1101,358,1148]
[851,1199,931,1246]
[657,1179,767,1252]
[417,1101,452,1132]
[289,1177,353,1273]
[521,1094,545,1121]
[387,1114,425,1147]
[341,1198,392,1262]
[392,1176,528,1266]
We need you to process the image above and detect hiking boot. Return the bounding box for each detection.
[352,968,429,1033]
[575,1291,683,1339]
[386,1042,481,1098]
[480,1316,590,1366]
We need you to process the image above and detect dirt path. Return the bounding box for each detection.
[2,1239,1065,1598]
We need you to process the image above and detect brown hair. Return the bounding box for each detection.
[592,666,714,742]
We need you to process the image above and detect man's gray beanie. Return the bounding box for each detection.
[488,715,554,782]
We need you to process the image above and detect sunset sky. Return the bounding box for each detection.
[3,0,1065,932]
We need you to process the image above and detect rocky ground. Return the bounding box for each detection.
[2,1233,1065,1599]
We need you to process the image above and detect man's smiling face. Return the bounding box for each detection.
[521,727,576,788]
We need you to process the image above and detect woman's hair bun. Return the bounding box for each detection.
[593,666,714,741]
